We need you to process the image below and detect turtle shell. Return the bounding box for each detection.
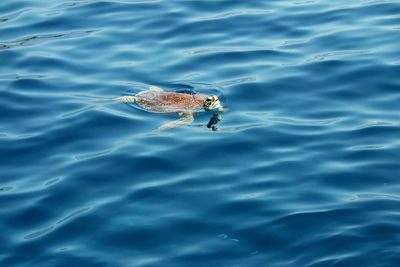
[134,90,207,113]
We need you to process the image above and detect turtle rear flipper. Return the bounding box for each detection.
[114,96,137,103]
[157,112,194,131]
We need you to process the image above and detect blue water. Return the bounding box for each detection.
[1,0,400,266]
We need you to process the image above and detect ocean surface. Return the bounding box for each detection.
[1,0,400,266]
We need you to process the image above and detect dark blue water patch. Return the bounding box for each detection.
[0,50,22,71]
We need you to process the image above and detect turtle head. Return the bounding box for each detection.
[204,95,223,111]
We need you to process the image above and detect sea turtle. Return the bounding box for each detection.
[115,86,223,130]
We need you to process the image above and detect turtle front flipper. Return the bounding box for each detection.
[207,113,222,131]
[157,112,194,131]
[114,96,137,103]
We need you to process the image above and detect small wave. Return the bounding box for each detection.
[183,47,284,56]
[216,77,257,87]
[0,9,26,25]
[0,29,98,50]
[56,207,90,225]
[75,149,113,160]
[268,116,341,126]
[355,121,397,130]
[198,9,272,21]
[44,177,62,187]
[306,50,372,62]
[0,73,48,80]
[24,226,54,240]
[349,144,386,150]
[0,186,13,192]
[51,1,93,11]
[24,207,90,240]
[294,1,316,5]
[60,105,95,119]
[353,193,400,200]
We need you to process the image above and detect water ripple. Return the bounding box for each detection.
[198,9,273,21]
[24,207,90,240]
[267,116,342,126]
[0,29,98,50]
[353,193,400,200]
[1,0,400,266]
